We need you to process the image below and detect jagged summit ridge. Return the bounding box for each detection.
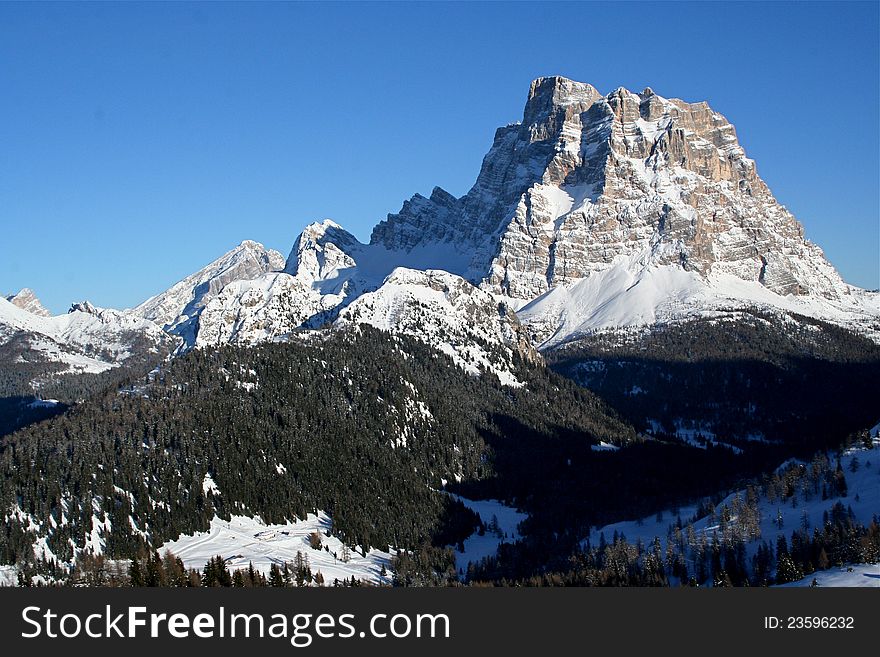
[370,76,851,306]
[5,76,876,387]
[134,240,285,342]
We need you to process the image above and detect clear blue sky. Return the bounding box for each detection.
[1,1,877,313]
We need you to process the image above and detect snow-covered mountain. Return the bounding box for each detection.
[369,76,878,343]
[134,240,286,345]
[374,77,845,299]
[189,76,877,358]
[132,218,534,383]
[5,76,877,388]
[0,295,176,380]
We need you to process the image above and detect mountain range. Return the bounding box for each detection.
[3,76,877,394]
[2,76,879,587]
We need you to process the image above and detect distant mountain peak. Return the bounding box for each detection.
[5,288,51,317]
[68,300,99,315]
[134,240,285,339]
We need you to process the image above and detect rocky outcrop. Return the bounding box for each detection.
[5,288,51,317]
[134,240,285,343]
[369,76,851,304]
[69,300,100,315]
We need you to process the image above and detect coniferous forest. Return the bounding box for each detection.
[1,319,878,587]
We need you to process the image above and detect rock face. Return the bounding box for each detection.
[5,289,51,317]
[193,273,334,347]
[134,240,286,345]
[69,300,100,315]
[9,76,876,389]
[284,220,363,293]
[370,76,850,304]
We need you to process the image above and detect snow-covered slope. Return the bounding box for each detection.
[2,227,535,387]
[0,295,175,379]
[337,268,538,386]
[0,511,395,587]
[587,428,880,586]
[159,514,393,586]
[449,495,527,574]
[776,563,879,588]
[134,240,285,344]
[518,251,880,348]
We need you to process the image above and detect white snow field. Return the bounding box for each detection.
[158,514,393,586]
[517,252,880,349]
[776,563,879,588]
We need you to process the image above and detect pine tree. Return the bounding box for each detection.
[269,563,285,587]
[129,558,144,587]
[817,547,830,570]
[775,553,803,584]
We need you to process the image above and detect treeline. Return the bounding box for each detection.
[15,549,377,588]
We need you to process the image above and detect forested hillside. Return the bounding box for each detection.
[548,311,880,451]
[0,326,637,571]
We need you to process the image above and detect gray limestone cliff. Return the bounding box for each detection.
[370,76,848,302]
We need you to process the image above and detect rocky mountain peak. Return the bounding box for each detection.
[134,240,286,338]
[69,300,99,315]
[287,220,360,264]
[6,288,51,317]
[283,220,363,292]
[523,76,601,125]
[368,76,855,310]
